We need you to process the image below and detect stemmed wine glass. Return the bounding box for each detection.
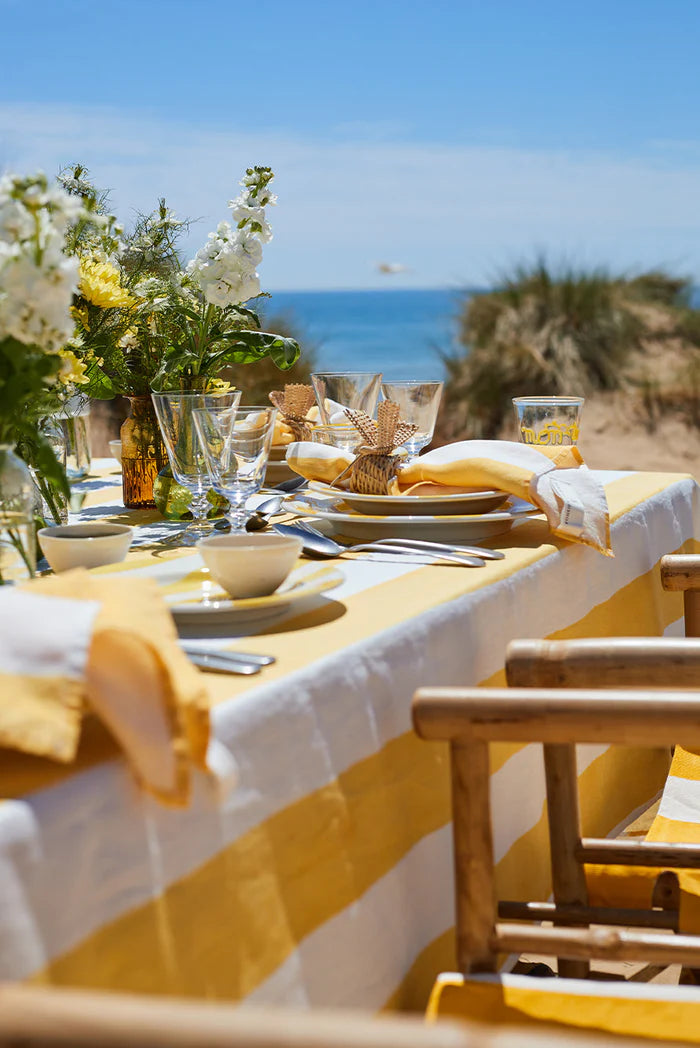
[193,404,278,532]
[380,380,443,462]
[151,390,240,545]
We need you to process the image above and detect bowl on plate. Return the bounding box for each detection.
[38,523,134,572]
[108,439,122,464]
[197,533,303,599]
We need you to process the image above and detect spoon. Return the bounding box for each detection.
[273,521,342,557]
[215,495,284,532]
[245,495,284,532]
[274,475,308,493]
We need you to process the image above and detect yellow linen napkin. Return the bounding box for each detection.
[286,441,355,485]
[0,570,212,806]
[287,438,611,554]
[398,440,611,554]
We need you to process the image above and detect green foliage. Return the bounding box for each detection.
[221,311,319,403]
[0,337,70,499]
[441,261,687,440]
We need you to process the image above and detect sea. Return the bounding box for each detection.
[261,288,474,381]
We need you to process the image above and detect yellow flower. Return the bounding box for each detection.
[79,260,135,309]
[70,304,91,331]
[205,378,236,394]
[57,350,89,386]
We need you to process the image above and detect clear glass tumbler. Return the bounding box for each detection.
[513,396,584,446]
[380,380,443,461]
[151,390,240,544]
[310,372,382,425]
[193,405,278,532]
[310,423,364,455]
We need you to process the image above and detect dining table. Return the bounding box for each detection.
[0,461,698,1012]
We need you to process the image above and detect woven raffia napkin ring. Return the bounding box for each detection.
[334,401,418,495]
[269,384,316,441]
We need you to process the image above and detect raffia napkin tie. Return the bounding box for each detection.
[269,384,316,442]
[333,401,418,495]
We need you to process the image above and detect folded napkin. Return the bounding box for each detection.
[398,440,611,555]
[286,441,355,484]
[0,570,220,806]
[286,438,611,555]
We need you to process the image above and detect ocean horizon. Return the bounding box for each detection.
[260,284,700,383]
[260,287,478,381]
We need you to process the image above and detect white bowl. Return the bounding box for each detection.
[197,533,303,599]
[38,523,134,573]
[108,439,122,464]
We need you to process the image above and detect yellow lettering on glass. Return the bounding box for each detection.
[520,420,580,445]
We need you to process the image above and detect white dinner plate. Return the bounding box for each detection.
[163,561,344,625]
[308,481,509,516]
[285,493,540,543]
[265,446,296,485]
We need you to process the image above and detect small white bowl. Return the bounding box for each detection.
[38,523,134,573]
[108,439,122,465]
[197,533,303,599]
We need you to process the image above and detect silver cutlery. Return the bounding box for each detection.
[370,537,505,560]
[273,520,491,566]
[214,495,284,533]
[350,543,485,567]
[181,645,276,668]
[184,651,262,675]
[272,475,308,494]
[273,521,342,557]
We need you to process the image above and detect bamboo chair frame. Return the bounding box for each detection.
[412,683,700,975]
[0,982,651,1048]
[410,553,700,978]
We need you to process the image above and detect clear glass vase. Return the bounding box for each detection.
[0,445,36,584]
[58,394,91,480]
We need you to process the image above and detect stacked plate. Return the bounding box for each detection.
[265,446,296,486]
[286,483,539,543]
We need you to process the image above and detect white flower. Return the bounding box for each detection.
[0,173,88,352]
[0,250,79,351]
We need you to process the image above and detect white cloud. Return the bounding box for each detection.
[2,103,699,290]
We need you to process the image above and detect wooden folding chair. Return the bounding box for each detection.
[412,683,700,1042]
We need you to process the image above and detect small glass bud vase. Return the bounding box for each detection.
[0,444,36,584]
[58,393,92,479]
[120,396,167,509]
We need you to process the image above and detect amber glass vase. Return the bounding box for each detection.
[120,396,166,509]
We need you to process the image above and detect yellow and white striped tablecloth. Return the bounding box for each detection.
[0,465,698,1010]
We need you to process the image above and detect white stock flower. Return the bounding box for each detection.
[0,250,79,351]
[0,172,91,351]
[187,167,275,306]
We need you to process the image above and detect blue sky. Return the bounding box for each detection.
[2,0,700,289]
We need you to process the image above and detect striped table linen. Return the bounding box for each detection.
[0,464,698,1011]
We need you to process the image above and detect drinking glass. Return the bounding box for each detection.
[513,396,584,446]
[151,390,240,544]
[310,424,364,454]
[310,372,382,425]
[380,380,443,461]
[193,405,278,532]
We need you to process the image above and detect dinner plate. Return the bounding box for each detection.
[308,481,509,516]
[286,493,539,543]
[265,446,296,485]
[163,561,344,625]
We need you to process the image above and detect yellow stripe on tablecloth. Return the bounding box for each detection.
[34,732,452,996]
